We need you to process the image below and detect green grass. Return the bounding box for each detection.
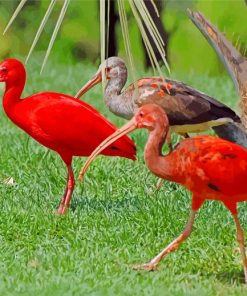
[0,57,247,296]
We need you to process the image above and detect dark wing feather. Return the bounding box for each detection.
[166,79,241,125]
[127,77,240,125]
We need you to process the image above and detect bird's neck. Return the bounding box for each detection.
[2,76,25,118]
[144,126,175,181]
[104,76,135,120]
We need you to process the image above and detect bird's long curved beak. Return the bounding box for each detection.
[75,71,102,98]
[78,117,138,181]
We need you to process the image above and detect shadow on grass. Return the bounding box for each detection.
[69,192,152,214]
[212,270,247,287]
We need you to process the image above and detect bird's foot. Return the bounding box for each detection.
[131,262,158,271]
[56,205,68,215]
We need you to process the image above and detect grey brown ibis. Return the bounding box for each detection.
[75,57,247,148]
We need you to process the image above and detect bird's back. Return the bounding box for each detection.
[11,92,136,159]
[171,135,247,200]
[128,77,240,125]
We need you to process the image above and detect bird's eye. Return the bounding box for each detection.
[1,67,8,74]
[105,67,112,73]
[139,111,144,117]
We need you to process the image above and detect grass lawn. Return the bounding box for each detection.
[0,58,247,296]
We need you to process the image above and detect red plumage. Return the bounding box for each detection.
[159,136,247,209]
[11,92,136,161]
[0,59,136,214]
[79,104,247,282]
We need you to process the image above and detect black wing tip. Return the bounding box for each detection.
[208,183,221,192]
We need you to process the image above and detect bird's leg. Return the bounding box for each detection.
[223,201,247,283]
[233,214,247,283]
[57,176,69,214]
[133,210,196,271]
[57,165,75,215]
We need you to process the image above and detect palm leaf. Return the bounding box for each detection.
[106,0,110,59]
[41,0,70,73]
[134,0,170,73]
[100,0,106,88]
[117,0,136,80]
[128,0,170,95]
[26,0,57,64]
[3,0,28,35]
[150,0,159,17]
[5,0,170,75]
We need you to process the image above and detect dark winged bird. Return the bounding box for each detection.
[75,55,247,148]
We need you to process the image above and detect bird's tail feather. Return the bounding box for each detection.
[102,132,136,161]
[213,122,247,149]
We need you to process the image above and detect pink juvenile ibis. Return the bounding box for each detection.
[0,59,136,214]
[75,57,247,149]
[79,104,247,283]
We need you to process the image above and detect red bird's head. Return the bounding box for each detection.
[75,57,127,98]
[134,104,169,131]
[0,59,26,85]
[79,104,170,180]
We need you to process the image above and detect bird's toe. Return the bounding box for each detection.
[56,206,68,215]
[131,262,158,271]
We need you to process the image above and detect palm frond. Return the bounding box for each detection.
[117,0,136,80]
[3,0,27,35]
[150,0,159,17]
[135,0,170,73]
[118,0,138,99]
[128,0,169,89]
[106,0,110,59]
[128,0,156,69]
[26,0,57,64]
[100,0,106,89]
[5,0,170,76]
[138,1,164,49]
[41,0,70,73]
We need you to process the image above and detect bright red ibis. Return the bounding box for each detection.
[80,104,247,283]
[0,59,136,214]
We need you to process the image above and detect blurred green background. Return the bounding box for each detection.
[0,0,246,76]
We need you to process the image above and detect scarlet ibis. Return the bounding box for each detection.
[189,10,247,130]
[0,59,136,214]
[75,57,247,148]
[80,104,247,282]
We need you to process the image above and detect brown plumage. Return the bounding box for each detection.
[75,57,247,148]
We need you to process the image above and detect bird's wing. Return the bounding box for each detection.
[17,92,136,158]
[190,136,247,196]
[127,77,240,125]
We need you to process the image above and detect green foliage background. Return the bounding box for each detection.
[0,0,246,76]
[0,2,247,294]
